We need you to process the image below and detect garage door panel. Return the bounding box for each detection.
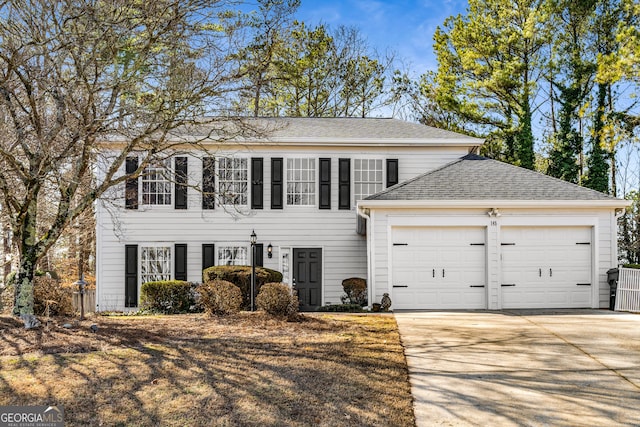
[501,226,592,309]
[392,226,486,310]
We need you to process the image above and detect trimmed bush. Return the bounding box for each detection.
[256,282,298,317]
[341,277,367,306]
[197,280,243,315]
[203,265,283,309]
[33,276,74,316]
[140,280,200,314]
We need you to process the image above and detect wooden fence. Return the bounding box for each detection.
[72,290,96,313]
[615,268,640,313]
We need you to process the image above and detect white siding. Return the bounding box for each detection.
[96,145,470,311]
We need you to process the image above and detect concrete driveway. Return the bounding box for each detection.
[395,310,640,426]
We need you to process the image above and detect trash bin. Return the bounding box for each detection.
[607,267,619,311]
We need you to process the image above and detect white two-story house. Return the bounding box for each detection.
[95,117,628,312]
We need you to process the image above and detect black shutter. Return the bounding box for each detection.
[251,158,264,209]
[202,244,215,280]
[338,158,351,210]
[255,243,264,267]
[386,159,399,187]
[175,244,187,281]
[271,158,283,209]
[319,158,331,209]
[175,157,188,209]
[202,157,215,209]
[125,157,139,210]
[125,245,138,307]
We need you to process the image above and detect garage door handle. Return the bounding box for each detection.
[539,268,542,277]
[393,285,408,288]
[576,283,591,286]
[549,268,552,277]
[432,269,435,278]
[501,284,516,287]
[442,269,445,278]
[469,285,485,288]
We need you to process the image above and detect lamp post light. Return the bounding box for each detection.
[250,230,257,312]
[75,274,87,321]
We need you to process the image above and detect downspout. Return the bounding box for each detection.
[357,206,373,309]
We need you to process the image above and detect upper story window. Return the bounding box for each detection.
[287,158,316,206]
[142,161,172,206]
[354,159,383,202]
[140,246,171,283]
[218,246,248,265]
[219,158,248,205]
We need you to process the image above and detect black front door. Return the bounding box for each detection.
[293,248,322,311]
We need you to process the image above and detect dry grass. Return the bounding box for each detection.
[0,313,415,427]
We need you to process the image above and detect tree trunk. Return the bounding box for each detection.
[2,220,11,281]
[13,199,38,318]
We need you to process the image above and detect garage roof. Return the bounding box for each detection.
[366,154,621,202]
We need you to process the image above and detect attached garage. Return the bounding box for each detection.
[359,154,630,311]
[500,226,592,308]
[392,226,486,309]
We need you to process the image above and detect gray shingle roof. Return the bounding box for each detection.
[366,154,619,201]
[255,117,479,140]
[172,117,483,144]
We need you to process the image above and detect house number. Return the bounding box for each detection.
[490,220,497,226]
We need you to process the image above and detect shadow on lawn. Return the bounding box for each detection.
[0,314,415,427]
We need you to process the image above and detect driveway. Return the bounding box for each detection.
[395,310,640,426]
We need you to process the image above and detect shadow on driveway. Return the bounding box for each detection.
[395,309,640,427]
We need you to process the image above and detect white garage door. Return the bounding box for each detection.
[391,227,486,310]
[501,227,592,308]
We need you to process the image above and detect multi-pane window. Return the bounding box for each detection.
[140,246,171,283]
[219,158,248,205]
[354,159,383,202]
[217,246,248,266]
[142,162,172,205]
[287,158,316,206]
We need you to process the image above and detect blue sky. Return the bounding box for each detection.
[296,0,469,76]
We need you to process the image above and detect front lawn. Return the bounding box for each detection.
[0,313,415,426]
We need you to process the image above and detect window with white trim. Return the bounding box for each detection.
[354,159,383,202]
[217,246,248,265]
[140,246,172,283]
[287,158,316,206]
[219,158,248,205]
[142,161,172,205]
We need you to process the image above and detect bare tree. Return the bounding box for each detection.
[0,0,247,325]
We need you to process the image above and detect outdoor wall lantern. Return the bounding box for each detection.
[267,243,273,258]
[487,208,501,217]
[250,230,257,312]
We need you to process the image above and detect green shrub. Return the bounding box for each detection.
[197,280,243,315]
[623,264,640,269]
[316,303,365,313]
[256,282,299,317]
[140,280,200,314]
[203,265,283,309]
[341,277,367,306]
[33,276,74,316]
